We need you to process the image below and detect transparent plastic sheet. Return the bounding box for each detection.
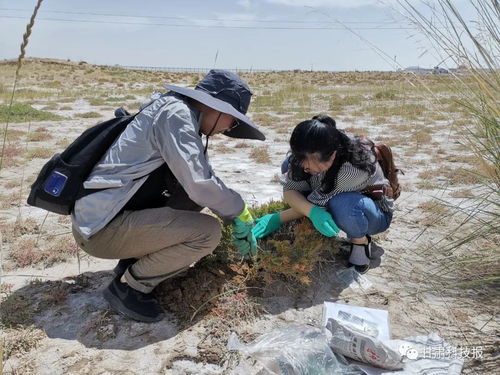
[336,267,373,291]
[385,332,464,375]
[228,324,364,375]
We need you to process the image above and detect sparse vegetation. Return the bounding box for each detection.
[0,55,497,372]
[75,111,102,118]
[234,141,249,148]
[417,200,451,226]
[249,146,271,163]
[0,103,63,123]
[25,146,53,160]
[213,143,233,153]
[27,129,52,142]
[8,235,77,269]
[1,327,46,359]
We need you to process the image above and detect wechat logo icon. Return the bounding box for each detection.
[399,343,419,360]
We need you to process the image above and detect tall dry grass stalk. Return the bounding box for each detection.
[0,0,44,174]
[0,0,44,287]
[398,0,499,288]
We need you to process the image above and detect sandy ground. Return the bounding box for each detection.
[0,71,497,374]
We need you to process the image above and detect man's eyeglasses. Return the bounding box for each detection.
[225,119,240,134]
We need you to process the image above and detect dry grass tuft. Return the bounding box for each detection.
[25,146,53,160]
[441,167,484,185]
[0,218,39,244]
[9,238,40,268]
[82,311,117,343]
[0,192,20,209]
[8,235,77,269]
[0,294,35,327]
[1,327,45,359]
[213,144,233,153]
[75,111,102,119]
[234,141,249,148]
[417,200,451,226]
[27,129,52,142]
[249,146,271,164]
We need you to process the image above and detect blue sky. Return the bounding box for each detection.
[0,0,475,71]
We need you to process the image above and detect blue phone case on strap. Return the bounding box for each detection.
[44,171,68,197]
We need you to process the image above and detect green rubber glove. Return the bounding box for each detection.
[232,204,257,258]
[252,213,282,239]
[308,206,340,237]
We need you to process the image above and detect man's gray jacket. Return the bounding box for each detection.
[72,93,244,240]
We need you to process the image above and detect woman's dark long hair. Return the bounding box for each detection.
[288,114,376,193]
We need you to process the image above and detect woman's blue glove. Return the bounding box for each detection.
[252,213,282,239]
[308,206,340,237]
[232,204,257,259]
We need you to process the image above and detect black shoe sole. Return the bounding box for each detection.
[348,262,370,274]
[103,286,165,323]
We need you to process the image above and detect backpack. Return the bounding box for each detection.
[27,108,136,215]
[363,143,403,201]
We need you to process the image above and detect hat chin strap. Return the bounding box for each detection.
[204,112,222,155]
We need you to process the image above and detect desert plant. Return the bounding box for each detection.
[8,235,77,269]
[0,103,63,123]
[249,146,271,164]
[0,292,45,359]
[256,219,327,284]
[76,111,102,118]
[202,200,339,285]
[250,200,340,284]
[398,0,499,290]
[374,89,398,100]
[25,146,52,159]
[27,129,52,142]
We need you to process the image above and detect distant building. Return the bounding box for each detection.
[432,66,449,74]
[403,66,433,74]
[448,64,471,74]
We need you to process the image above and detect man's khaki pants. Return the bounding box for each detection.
[72,207,222,293]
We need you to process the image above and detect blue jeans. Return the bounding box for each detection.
[281,158,391,238]
[327,192,392,239]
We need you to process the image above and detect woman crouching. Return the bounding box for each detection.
[253,114,394,273]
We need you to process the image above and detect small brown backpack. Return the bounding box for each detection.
[359,138,403,201]
[373,144,403,200]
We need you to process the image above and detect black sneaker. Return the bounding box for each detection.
[348,236,372,274]
[103,276,165,323]
[353,263,370,274]
[112,258,137,276]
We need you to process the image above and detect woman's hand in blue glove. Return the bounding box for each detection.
[251,213,282,239]
[308,206,339,237]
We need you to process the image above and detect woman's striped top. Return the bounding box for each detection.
[280,160,395,213]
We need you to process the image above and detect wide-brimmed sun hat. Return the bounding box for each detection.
[164,69,265,141]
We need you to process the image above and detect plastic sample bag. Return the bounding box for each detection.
[336,310,380,338]
[336,267,373,291]
[326,318,403,370]
[228,324,364,375]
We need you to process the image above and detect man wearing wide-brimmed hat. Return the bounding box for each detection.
[71,70,265,322]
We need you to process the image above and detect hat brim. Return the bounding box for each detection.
[164,84,265,141]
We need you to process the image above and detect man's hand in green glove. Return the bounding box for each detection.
[232,204,257,258]
[252,213,282,239]
[308,206,340,237]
